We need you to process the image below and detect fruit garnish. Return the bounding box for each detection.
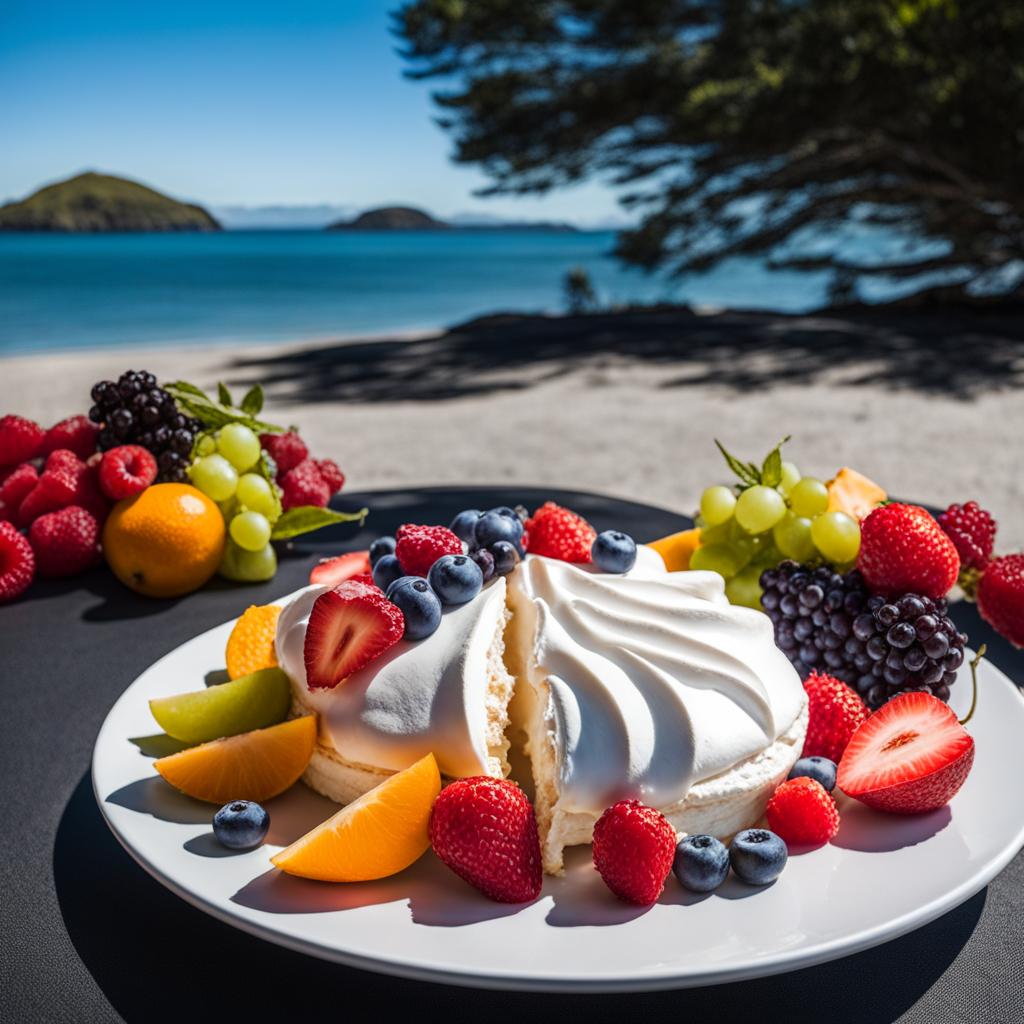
[387,575,444,639]
[591,530,638,573]
[0,463,38,522]
[213,800,270,850]
[0,521,35,602]
[826,467,887,521]
[523,501,596,562]
[429,776,542,903]
[648,527,701,571]
[802,671,870,762]
[0,414,45,466]
[394,523,463,577]
[857,503,960,600]
[729,829,788,885]
[939,501,998,599]
[28,505,101,577]
[18,449,107,526]
[836,692,975,814]
[40,414,99,461]
[977,554,1024,648]
[98,444,158,500]
[592,799,676,905]
[258,430,308,477]
[303,580,405,688]
[272,753,441,882]
[427,553,483,605]
[766,777,840,846]
[309,550,372,587]
[673,834,730,893]
[314,458,345,493]
[788,755,838,792]
[280,458,331,510]
[154,715,316,804]
[149,667,291,743]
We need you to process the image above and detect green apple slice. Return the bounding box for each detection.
[149,667,291,744]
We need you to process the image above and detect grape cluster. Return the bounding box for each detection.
[89,370,200,482]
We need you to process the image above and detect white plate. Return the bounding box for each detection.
[93,614,1024,992]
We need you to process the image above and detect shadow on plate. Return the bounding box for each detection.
[833,802,952,853]
[104,776,212,825]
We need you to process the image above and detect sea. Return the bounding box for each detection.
[0,230,832,355]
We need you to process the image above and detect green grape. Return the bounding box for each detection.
[753,542,782,567]
[217,423,262,472]
[725,566,764,609]
[735,485,787,534]
[217,497,239,521]
[698,521,731,546]
[773,513,817,562]
[219,539,277,582]
[196,434,217,457]
[230,510,272,552]
[699,485,737,527]
[190,454,238,502]
[690,542,747,579]
[789,477,830,518]
[236,473,277,518]
[811,511,861,564]
[778,460,801,495]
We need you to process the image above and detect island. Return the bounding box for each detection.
[0,172,221,232]
[328,206,448,231]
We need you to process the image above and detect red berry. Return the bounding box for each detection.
[303,580,405,689]
[315,458,345,493]
[0,521,35,602]
[837,692,974,814]
[308,550,372,587]
[41,415,100,461]
[803,671,870,763]
[0,464,38,522]
[0,415,45,466]
[592,799,676,905]
[429,777,542,903]
[98,445,158,500]
[857,503,960,600]
[16,453,82,525]
[524,501,596,562]
[937,500,997,571]
[28,505,101,577]
[280,459,330,510]
[394,524,463,577]
[259,431,308,478]
[977,554,1024,648]
[766,777,840,846]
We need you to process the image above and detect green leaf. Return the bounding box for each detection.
[166,379,209,400]
[240,383,264,416]
[270,505,368,540]
[715,439,760,487]
[760,435,791,488]
[217,382,233,406]
[163,382,284,435]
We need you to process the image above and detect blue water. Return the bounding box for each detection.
[0,230,830,354]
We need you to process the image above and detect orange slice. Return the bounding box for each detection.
[271,753,441,882]
[827,467,887,521]
[648,527,701,571]
[154,716,316,804]
[225,604,281,680]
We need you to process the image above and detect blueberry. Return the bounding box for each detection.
[729,828,788,885]
[788,756,837,792]
[591,530,638,573]
[387,576,443,640]
[369,535,397,567]
[474,510,523,549]
[488,506,520,521]
[213,800,270,851]
[470,547,496,582]
[489,540,521,575]
[673,834,730,893]
[448,509,482,544]
[428,554,483,605]
[371,553,404,592]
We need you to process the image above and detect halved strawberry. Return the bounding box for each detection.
[837,692,974,814]
[309,550,372,587]
[303,580,404,689]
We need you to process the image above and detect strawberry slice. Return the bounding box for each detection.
[309,550,372,587]
[837,692,974,814]
[303,580,404,689]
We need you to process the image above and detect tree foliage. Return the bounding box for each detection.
[396,0,1024,303]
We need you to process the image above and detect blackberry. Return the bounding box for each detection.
[88,370,199,483]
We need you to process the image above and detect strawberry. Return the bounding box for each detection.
[394,524,463,577]
[977,554,1024,648]
[40,415,100,461]
[98,445,157,500]
[524,501,595,562]
[29,505,101,577]
[0,521,34,602]
[280,459,330,510]
[429,777,542,903]
[766,777,840,846]
[0,415,45,466]
[857,503,960,600]
[309,550,372,587]
[259,431,308,478]
[303,580,404,689]
[802,671,870,762]
[315,458,345,493]
[837,692,974,814]
[937,500,996,572]
[0,464,38,521]
[592,799,676,905]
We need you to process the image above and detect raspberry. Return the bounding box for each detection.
[524,501,596,562]
[0,415,45,466]
[977,554,1024,648]
[766,777,840,846]
[279,459,330,510]
[315,458,345,493]
[29,505,101,577]
[592,799,676,905]
[0,464,38,522]
[17,453,82,525]
[0,521,35,602]
[98,445,158,500]
[803,671,870,762]
[937,500,997,572]
[429,777,542,903]
[259,431,308,478]
[41,415,100,461]
[395,524,463,577]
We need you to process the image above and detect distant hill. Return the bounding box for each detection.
[213,203,355,229]
[0,172,221,232]
[329,206,448,231]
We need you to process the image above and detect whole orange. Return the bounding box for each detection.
[103,483,226,598]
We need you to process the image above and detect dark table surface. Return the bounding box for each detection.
[3,487,1022,1024]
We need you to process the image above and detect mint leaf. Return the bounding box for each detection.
[715,440,760,487]
[217,382,233,406]
[270,505,368,540]
[164,382,283,435]
[240,384,264,416]
[760,436,791,488]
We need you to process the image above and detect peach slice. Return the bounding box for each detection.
[648,527,702,571]
[827,467,887,521]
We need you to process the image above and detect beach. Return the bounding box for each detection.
[2,304,1022,549]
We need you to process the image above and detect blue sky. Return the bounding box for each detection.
[0,0,621,223]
